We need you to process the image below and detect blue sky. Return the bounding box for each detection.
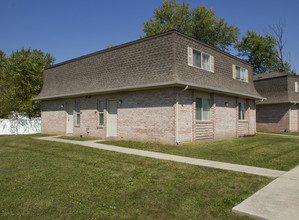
[1,0,298,72]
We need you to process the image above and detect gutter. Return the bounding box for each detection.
[255,97,267,104]
[257,101,299,105]
[33,81,264,101]
[180,81,264,100]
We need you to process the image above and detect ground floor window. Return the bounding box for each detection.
[238,101,247,120]
[196,97,211,120]
[75,101,81,125]
[98,100,105,126]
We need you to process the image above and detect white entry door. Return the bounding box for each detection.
[107,100,118,137]
[67,103,74,134]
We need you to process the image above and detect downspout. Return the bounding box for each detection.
[175,85,189,145]
[255,98,265,104]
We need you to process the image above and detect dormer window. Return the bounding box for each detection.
[233,65,248,82]
[188,47,214,72]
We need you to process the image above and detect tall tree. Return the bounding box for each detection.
[0,50,7,104]
[0,48,55,118]
[0,50,5,76]
[234,31,278,74]
[268,20,296,74]
[143,0,240,51]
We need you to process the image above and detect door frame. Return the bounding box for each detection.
[107,99,118,137]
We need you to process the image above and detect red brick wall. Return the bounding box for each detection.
[289,104,298,132]
[177,89,194,143]
[237,99,256,136]
[193,93,256,141]
[41,88,257,144]
[195,122,214,140]
[256,104,290,132]
[117,89,176,144]
[213,94,238,139]
[42,88,176,144]
[238,121,249,136]
[248,100,256,135]
[72,97,105,137]
[41,100,66,135]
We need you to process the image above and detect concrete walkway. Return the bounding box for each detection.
[35,136,285,178]
[233,165,299,220]
[258,132,299,139]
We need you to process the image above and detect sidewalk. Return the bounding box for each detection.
[35,136,285,178]
[258,132,299,139]
[233,165,299,220]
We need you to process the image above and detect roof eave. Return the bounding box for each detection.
[256,101,296,105]
[33,81,264,101]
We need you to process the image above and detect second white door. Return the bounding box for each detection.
[107,100,118,137]
[67,103,74,134]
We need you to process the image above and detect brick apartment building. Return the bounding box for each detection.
[34,30,263,144]
[254,72,299,132]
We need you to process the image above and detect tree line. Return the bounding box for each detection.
[0,48,55,118]
[0,0,295,118]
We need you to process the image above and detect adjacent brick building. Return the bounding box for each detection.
[34,30,263,144]
[254,72,299,132]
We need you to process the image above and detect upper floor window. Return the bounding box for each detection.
[295,82,299,92]
[233,65,248,82]
[188,47,214,72]
[196,97,211,121]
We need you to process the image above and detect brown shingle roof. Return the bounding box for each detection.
[254,72,299,104]
[253,71,299,81]
[34,30,262,101]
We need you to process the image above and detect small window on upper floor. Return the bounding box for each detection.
[295,82,299,92]
[188,47,214,72]
[233,65,248,82]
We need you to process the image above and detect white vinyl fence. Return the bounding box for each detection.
[0,116,41,135]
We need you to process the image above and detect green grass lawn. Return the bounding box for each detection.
[0,135,270,219]
[101,134,299,171]
[57,136,99,141]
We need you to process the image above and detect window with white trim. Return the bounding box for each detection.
[75,101,81,125]
[188,47,214,72]
[233,65,248,82]
[295,82,299,92]
[196,97,211,120]
[98,100,105,126]
[238,101,247,120]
